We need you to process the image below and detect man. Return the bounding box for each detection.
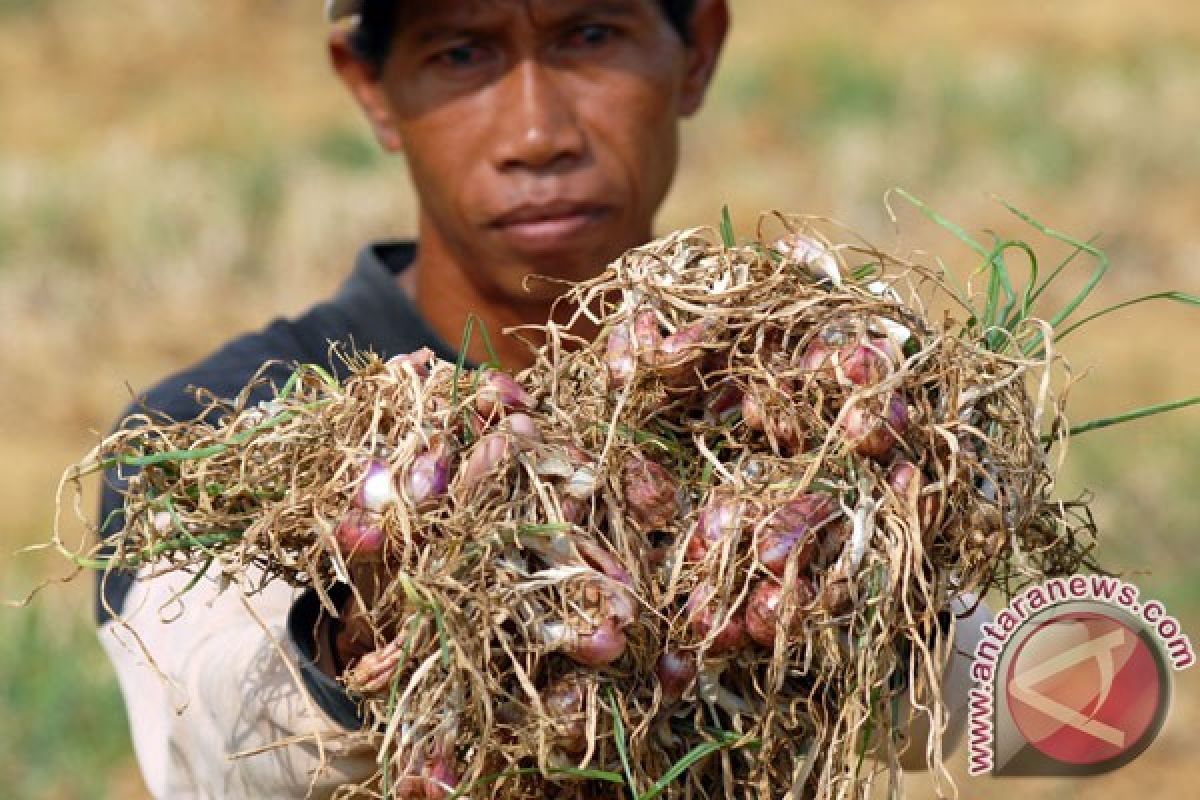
[99,3,990,797]
[97,2,731,797]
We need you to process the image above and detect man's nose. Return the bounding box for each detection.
[491,60,586,174]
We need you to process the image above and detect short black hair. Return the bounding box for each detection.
[349,1,698,70]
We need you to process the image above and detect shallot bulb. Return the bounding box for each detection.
[460,432,515,489]
[741,381,804,451]
[475,370,535,418]
[605,310,711,390]
[622,454,679,530]
[741,388,765,432]
[773,233,842,284]
[604,310,659,388]
[406,442,451,509]
[744,577,816,647]
[632,308,663,353]
[837,337,896,386]
[500,411,543,442]
[841,393,910,460]
[686,584,748,654]
[605,322,636,388]
[386,347,435,380]
[560,497,587,525]
[542,617,627,666]
[685,497,742,562]
[423,756,457,800]
[460,421,542,490]
[653,320,711,388]
[356,458,399,513]
[542,674,589,754]
[336,509,387,557]
[704,381,744,425]
[887,459,941,539]
[575,539,635,589]
[579,574,639,632]
[756,495,835,577]
[655,650,697,702]
[802,334,900,387]
[397,738,458,800]
[800,339,835,375]
[522,533,634,591]
[347,630,416,692]
[819,572,853,614]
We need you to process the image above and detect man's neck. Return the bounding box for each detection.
[399,225,560,372]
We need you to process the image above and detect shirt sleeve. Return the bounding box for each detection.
[98,564,377,799]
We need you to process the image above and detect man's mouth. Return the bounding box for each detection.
[489,201,611,251]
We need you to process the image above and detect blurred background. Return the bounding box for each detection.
[1,0,1197,797]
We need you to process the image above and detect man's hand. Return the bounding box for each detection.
[317,562,392,684]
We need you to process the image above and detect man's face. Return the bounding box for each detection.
[342,0,723,303]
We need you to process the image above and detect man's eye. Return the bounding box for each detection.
[433,43,488,69]
[565,24,617,50]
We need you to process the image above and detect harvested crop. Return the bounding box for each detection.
[49,200,1198,799]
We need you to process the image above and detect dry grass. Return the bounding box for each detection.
[2,0,1198,797]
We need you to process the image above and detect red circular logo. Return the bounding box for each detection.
[1005,611,1164,766]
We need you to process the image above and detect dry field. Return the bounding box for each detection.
[1,0,1198,797]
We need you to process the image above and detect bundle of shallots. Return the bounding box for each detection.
[54,203,1197,799]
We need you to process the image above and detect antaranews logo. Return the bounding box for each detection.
[967,575,1195,777]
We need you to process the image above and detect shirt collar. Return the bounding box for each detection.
[330,241,462,367]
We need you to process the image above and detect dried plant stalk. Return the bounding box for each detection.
[54,214,1104,799]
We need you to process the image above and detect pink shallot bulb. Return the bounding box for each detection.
[836,337,897,386]
[741,381,804,452]
[605,322,636,388]
[356,458,399,513]
[475,370,535,418]
[386,347,435,380]
[542,617,627,666]
[336,509,387,558]
[758,511,813,578]
[686,583,748,654]
[500,411,543,442]
[744,577,816,647]
[886,459,941,540]
[542,674,589,754]
[604,310,664,389]
[632,309,663,354]
[396,740,458,800]
[802,334,896,386]
[622,454,679,530]
[575,539,635,588]
[741,388,766,431]
[423,754,458,800]
[842,393,910,460]
[460,432,515,489]
[653,320,710,388]
[655,650,697,702]
[685,497,741,562]
[799,339,835,376]
[773,233,841,284]
[756,493,837,576]
[705,381,744,425]
[406,443,451,509]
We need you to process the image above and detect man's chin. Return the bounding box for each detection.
[480,250,608,305]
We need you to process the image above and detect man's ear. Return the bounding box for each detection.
[679,0,730,117]
[329,29,404,152]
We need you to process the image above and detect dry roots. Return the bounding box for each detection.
[55,215,1099,799]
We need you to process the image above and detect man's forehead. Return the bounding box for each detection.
[395,0,648,28]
